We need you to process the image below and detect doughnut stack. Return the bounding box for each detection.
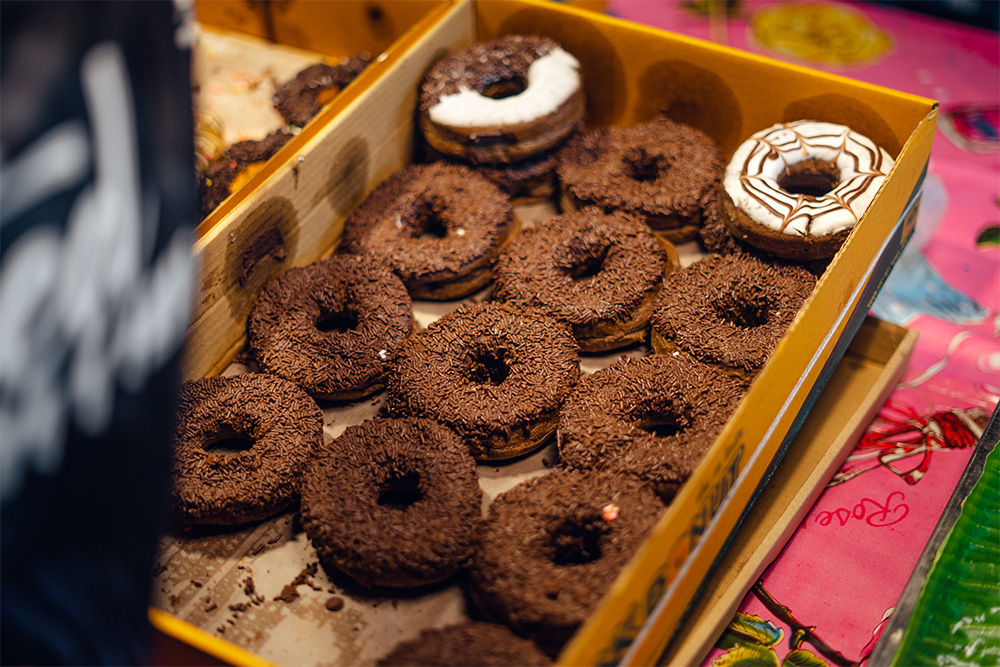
[169,32,896,665]
[418,35,587,203]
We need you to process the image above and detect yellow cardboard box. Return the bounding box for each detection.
[171,1,936,664]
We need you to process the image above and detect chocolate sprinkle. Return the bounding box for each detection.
[649,253,816,375]
[300,417,482,589]
[340,163,514,298]
[170,373,324,525]
[325,596,345,612]
[377,621,551,666]
[493,208,673,351]
[247,253,413,400]
[557,116,724,232]
[558,354,746,498]
[384,302,580,460]
[468,469,664,655]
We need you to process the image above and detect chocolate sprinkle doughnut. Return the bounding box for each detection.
[556,115,724,243]
[384,302,580,461]
[170,373,323,526]
[377,621,551,667]
[493,208,678,352]
[272,53,371,127]
[247,253,413,401]
[558,355,746,499]
[199,129,291,218]
[649,253,817,381]
[340,163,517,300]
[300,417,482,589]
[468,469,665,655]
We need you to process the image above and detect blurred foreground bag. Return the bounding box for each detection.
[0,1,197,664]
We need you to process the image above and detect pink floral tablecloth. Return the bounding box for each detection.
[608,1,999,664]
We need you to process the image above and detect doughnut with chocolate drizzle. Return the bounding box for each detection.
[719,120,895,260]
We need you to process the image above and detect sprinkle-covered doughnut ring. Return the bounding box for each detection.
[649,253,816,381]
[385,302,580,461]
[300,417,482,589]
[493,208,678,352]
[558,354,746,499]
[341,163,517,301]
[170,373,323,526]
[247,253,413,401]
[468,469,664,655]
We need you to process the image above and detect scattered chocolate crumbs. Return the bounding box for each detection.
[275,585,300,603]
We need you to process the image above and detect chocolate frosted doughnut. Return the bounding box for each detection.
[199,129,291,218]
[419,35,585,164]
[272,53,371,127]
[170,373,323,526]
[558,355,745,499]
[377,621,551,667]
[556,115,724,243]
[300,417,481,589]
[649,253,816,381]
[385,302,580,461]
[493,208,678,352]
[341,163,517,300]
[468,469,665,655]
[247,253,413,401]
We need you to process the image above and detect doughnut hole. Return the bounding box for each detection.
[467,343,511,386]
[201,423,255,456]
[315,306,359,335]
[778,158,840,197]
[482,75,528,100]
[564,242,610,282]
[377,468,424,510]
[632,409,689,439]
[546,509,610,567]
[714,282,773,328]
[621,146,673,182]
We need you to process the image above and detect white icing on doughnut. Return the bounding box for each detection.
[723,120,894,237]
[427,48,581,129]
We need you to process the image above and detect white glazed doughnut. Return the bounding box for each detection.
[719,120,894,260]
[418,35,586,164]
